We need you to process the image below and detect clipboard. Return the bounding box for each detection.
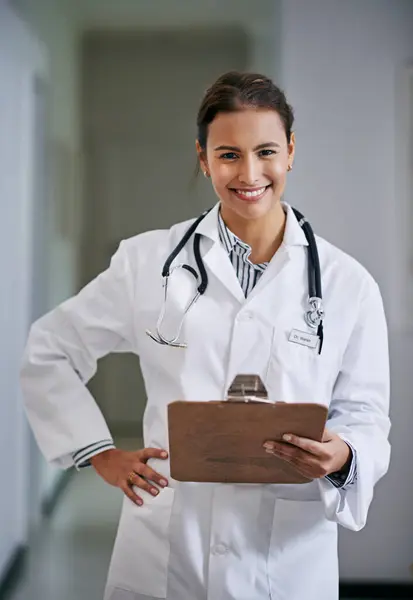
[168,376,328,484]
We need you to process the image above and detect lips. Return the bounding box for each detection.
[230,185,271,202]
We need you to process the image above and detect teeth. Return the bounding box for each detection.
[236,187,266,197]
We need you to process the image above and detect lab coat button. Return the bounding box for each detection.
[212,543,228,556]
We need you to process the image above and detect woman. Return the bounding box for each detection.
[21,72,390,600]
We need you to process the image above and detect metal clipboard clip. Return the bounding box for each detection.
[226,374,272,404]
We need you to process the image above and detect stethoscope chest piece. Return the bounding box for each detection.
[305,296,324,329]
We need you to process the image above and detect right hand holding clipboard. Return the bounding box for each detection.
[263,429,352,481]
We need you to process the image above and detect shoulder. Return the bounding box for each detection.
[315,234,381,304]
[115,215,199,272]
[314,236,387,360]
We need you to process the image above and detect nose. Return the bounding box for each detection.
[238,155,261,186]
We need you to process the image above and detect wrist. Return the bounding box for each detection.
[90,448,117,468]
[333,441,352,474]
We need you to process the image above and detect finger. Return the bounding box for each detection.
[127,471,160,497]
[265,442,305,462]
[269,448,328,479]
[322,428,334,443]
[287,454,329,478]
[270,450,319,479]
[282,434,326,457]
[283,457,319,480]
[135,463,168,488]
[139,448,169,462]
[265,442,313,466]
[121,483,143,506]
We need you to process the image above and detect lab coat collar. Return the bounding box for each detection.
[195,202,221,243]
[194,201,308,304]
[195,203,243,302]
[282,203,309,247]
[195,201,309,248]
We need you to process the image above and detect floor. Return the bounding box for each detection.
[4,461,376,600]
[6,467,121,600]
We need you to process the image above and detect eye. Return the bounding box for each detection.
[219,152,238,160]
[258,149,277,157]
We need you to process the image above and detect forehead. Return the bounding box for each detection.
[207,108,287,147]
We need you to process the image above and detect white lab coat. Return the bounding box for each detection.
[21,202,390,600]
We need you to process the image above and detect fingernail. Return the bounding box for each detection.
[136,498,143,506]
[263,442,274,450]
[283,434,292,442]
[265,449,275,455]
[161,451,168,458]
[160,479,168,487]
[152,488,159,496]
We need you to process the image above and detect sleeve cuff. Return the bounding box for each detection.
[72,439,116,470]
[325,442,357,489]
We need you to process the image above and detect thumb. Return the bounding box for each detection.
[321,428,334,443]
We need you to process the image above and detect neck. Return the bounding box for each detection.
[220,202,287,263]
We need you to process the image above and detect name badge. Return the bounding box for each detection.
[289,329,319,349]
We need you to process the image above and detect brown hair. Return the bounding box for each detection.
[197,71,295,151]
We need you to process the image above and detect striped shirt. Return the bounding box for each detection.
[217,210,269,296]
[73,211,357,488]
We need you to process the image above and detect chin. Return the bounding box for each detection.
[224,193,279,221]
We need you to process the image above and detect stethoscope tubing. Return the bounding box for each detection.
[153,205,324,353]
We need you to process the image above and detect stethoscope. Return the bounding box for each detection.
[146,207,325,354]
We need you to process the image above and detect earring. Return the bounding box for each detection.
[287,164,293,172]
[203,171,210,178]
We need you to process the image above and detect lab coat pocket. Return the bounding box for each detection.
[106,486,175,598]
[266,324,340,406]
[267,499,338,600]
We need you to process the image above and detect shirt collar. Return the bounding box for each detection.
[218,210,268,268]
[195,201,309,248]
[217,202,309,251]
[217,210,238,255]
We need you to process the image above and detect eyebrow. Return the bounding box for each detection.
[214,142,281,152]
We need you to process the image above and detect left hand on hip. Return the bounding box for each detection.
[263,429,351,480]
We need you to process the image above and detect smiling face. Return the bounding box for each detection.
[197,108,295,223]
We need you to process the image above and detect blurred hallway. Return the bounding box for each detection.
[2,0,413,598]
[3,438,144,600]
[5,468,120,600]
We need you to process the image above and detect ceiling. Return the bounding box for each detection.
[68,0,276,33]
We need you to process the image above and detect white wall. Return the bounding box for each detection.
[0,0,47,577]
[13,0,82,307]
[11,0,83,511]
[280,0,413,581]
